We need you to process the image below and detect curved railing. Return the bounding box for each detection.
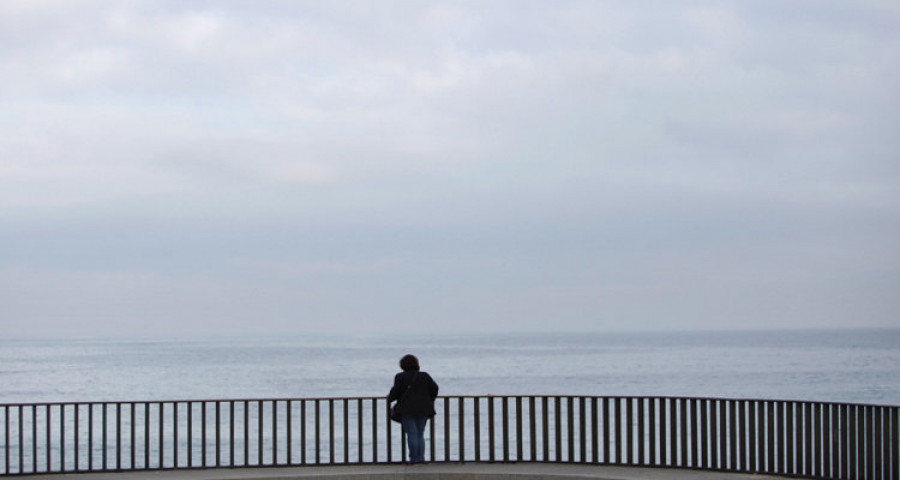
[1,396,896,479]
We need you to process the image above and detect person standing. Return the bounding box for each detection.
[387,354,439,464]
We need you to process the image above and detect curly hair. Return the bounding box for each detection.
[399,354,420,372]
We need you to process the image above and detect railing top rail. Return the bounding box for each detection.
[2,394,897,409]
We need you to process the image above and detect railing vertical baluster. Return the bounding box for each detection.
[514,397,522,462]
[773,400,780,475]
[775,401,783,474]
[143,403,150,469]
[880,406,886,480]
[116,403,123,470]
[647,398,655,466]
[20,405,25,474]
[890,406,898,480]
[128,402,137,470]
[659,397,667,467]
[29,405,34,473]
[30,406,36,473]
[707,399,714,470]
[749,400,757,473]
[670,398,678,467]
[566,397,573,463]
[244,401,250,466]
[101,404,108,470]
[745,400,753,473]
[701,399,709,470]
[679,398,688,468]
[200,402,206,468]
[58,404,64,473]
[487,396,495,462]
[44,405,49,472]
[186,402,192,468]
[540,397,548,462]
[787,401,795,475]
[625,397,633,465]
[74,404,80,473]
[614,397,622,465]
[728,400,737,472]
[302,400,308,465]
[314,400,321,465]
[129,403,135,470]
[712,399,720,470]
[159,403,165,469]
[329,399,335,465]
[579,397,586,464]
[502,397,510,462]
[635,398,652,465]
[804,401,813,477]
[214,401,221,468]
[474,397,481,462]
[689,398,698,469]
[601,397,609,464]
[172,402,178,469]
[228,401,234,467]
[737,400,746,473]
[713,400,734,470]
[819,403,828,479]
[459,397,466,462]
[356,399,362,463]
[591,397,598,464]
[343,399,350,464]
[766,400,775,474]
[369,399,375,464]
[3,406,8,475]
[3,406,7,475]
[555,397,562,463]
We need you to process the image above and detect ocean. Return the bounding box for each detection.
[1,329,899,406]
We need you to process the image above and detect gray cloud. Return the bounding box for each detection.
[1,1,898,337]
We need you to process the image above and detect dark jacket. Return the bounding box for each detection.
[388,370,439,417]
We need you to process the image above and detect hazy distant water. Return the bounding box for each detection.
[1,329,898,406]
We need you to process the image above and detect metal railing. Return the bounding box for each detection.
[1,396,897,479]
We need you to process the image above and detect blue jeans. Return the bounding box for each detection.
[400,415,428,463]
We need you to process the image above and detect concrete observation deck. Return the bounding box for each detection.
[25,463,791,480]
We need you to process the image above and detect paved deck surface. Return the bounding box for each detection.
[25,463,791,480]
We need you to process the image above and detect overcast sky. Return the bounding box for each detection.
[1,0,898,338]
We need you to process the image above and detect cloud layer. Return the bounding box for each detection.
[2,1,898,337]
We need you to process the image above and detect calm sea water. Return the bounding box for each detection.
[1,329,898,406]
